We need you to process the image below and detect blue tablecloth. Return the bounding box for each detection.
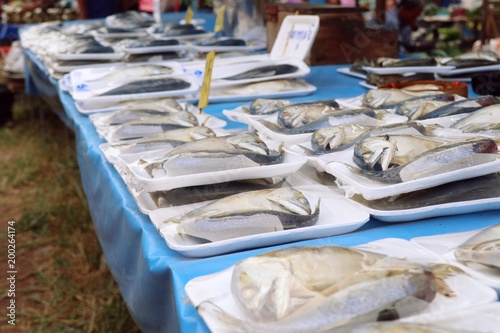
[23,13,500,333]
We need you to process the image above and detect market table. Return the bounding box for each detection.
[22,15,500,333]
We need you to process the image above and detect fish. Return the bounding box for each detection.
[198,246,438,332]
[365,72,436,86]
[454,223,500,270]
[451,104,500,132]
[276,100,341,129]
[166,187,319,242]
[94,108,182,126]
[363,89,442,108]
[96,77,191,96]
[150,177,287,208]
[223,64,299,81]
[197,38,246,47]
[274,108,378,135]
[393,94,458,119]
[140,132,284,177]
[106,112,199,141]
[376,57,437,67]
[243,99,293,115]
[353,135,498,183]
[350,173,500,211]
[104,126,215,155]
[330,321,476,332]
[418,96,500,120]
[311,122,427,154]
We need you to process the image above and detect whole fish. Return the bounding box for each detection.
[104,126,215,155]
[199,246,438,332]
[363,89,442,108]
[223,64,299,81]
[330,321,476,333]
[393,94,458,119]
[167,187,319,242]
[141,132,284,177]
[311,122,427,154]
[197,38,246,47]
[419,96,500,120]
[150,177,287,207]
[353,135,498,183]
[243,98,293,115]
[96,77,191,96]
[95,108,182,126]
[276,108,378,135]
[86,64,173,82]
[210,79,310,97]
[277,100,342,129]
[451,104,500,132]
[350,173,500,211]
[106,112,198,141]
[454,223,500,270]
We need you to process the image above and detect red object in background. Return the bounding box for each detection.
[139,0,154,12]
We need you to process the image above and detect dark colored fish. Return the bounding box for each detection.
[419,95,500,120]
[224,64,299,81]
[150,177,287,207]
[198,38,246,47]
[366,72,436,86]
[376,57,437,67]
[97,78,191,96]
[127,39,180,48]
[162,28,208,37]
[443,58,500,69]
[350,173,500,211]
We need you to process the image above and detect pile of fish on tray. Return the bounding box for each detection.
[343,51,500,87]
[223,81,500,215]
[20,10,267,80]
[185,224,500,332]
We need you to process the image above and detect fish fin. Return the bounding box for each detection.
[429,263,463,298]
[197,301,247,332]
[297,144,320,156]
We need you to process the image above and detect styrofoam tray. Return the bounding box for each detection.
[208,58,310,88]
[362,65,456,75]
[149,184,370,257]
[336,66,367,79]
[185,238,498,332]
[411,227,500,290]
[75,96,188,114]
[72,74,199,103]
[437,63,500,75]
[123,151,308,193]
[325,156,500,200]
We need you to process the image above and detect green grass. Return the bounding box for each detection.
[0,94,140,332]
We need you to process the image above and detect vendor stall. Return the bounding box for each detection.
[21,9,500,333]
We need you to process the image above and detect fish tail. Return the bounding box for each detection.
[197,301,249,333]
[429,263,463,298]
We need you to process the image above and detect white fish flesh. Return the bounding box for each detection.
[353,135,498,183]
[167,187,319,242]
[199,246,437,332]
[454,223,500,270]
[141,132,283,177]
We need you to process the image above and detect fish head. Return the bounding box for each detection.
[232,256,296,320]
[359,135,397,171]
[314,126,346,151]
[227,133,270,155]
[188,126,216,141]
[266,188,312,215]
[249,98,291,115]
[172,111,199,127]
[280,106,308,128]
